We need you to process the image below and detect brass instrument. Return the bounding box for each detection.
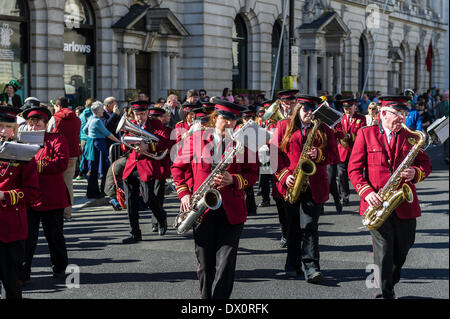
[284,118,321,204]
[362,123,426,230]
[262,99,284,122]
[174,120,254,234]
[116,114,168,160]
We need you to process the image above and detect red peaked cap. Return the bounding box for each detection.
[22,106,52,122]
[241,110,256,118]
[193,104,215,119]
[378,95,409,111]
[130,100,149,111]
[148,107,165,116]
[277,90,299,101]
[213,99,246,120]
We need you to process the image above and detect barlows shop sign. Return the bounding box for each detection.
[64,41,92,53]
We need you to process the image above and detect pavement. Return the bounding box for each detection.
[15,144,449,300]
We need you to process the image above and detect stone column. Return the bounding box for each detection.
[118,49,128,102]
[308,50,318,96]
[170,54,178,90]
[161,53,170,96]
[127,50,138,90]
[151,52,160,100]
[325,53,333,93]
[334,53,342,94]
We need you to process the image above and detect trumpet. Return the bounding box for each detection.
[116,114,168,160]
[262,99,284,122]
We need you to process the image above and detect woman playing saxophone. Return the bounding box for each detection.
[171,99,258,299]
[271,95,338,283]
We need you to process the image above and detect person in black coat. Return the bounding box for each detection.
[101,97,122,151]
[0,80,22,108]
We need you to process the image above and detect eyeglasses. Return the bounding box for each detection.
[385,110,406,117]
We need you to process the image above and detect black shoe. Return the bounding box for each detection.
[256,191,262,196]
[158,220,167,236]
[373,291,396,299]
[445,157,449,165]
[247,211,257,216]
[258,201,270,207]
[279,236,287,248]
[152,223,159,233]
[53,270,67,279]
[122,236,142,244]
[342,198,349,206]
[307,271,323,284]
[285,270,299,278]
[336,202,343,214]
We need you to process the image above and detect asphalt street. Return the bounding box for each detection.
[17,144,449,300]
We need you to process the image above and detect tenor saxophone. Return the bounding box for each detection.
[362,124,426,230]
[284,119,321,204]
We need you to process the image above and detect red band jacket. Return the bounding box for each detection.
[33,132,70,211]
[171,129,259,225]
[333,113,367,162]
[271,119,339,204]
[348,124,432,219]
[0,159,40,243]
[122,118,171,182]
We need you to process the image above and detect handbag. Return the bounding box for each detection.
[112,162,126,209]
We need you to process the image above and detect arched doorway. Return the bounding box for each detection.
[271,21,283,91]
[232,14,248,91]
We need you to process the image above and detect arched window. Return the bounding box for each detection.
[358,37,366,92]
[271,21,283,91]
[0,0,29,105]
[232,15,248,91]
[64,0,95,107]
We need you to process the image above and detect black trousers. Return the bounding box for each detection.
[152,179,167,226]
[283,188,322,279]
[337,158,350,201]
[244,186,257,215]
[274,197,288,239]
[259,172,272,202]
[123,168,167,238]
[87,171,106,198]
[21,208,68,280]
[327,164,340,208]
[370,213,416,299]
[0,240,24,299]
[193,207,243,299]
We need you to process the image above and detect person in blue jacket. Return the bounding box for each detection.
[405,100,422,131]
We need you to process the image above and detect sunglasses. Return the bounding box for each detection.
[303,105,317,112]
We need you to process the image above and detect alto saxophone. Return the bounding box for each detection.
[284,119,321,204]
[174,121,252,234]
[362,124,426,230]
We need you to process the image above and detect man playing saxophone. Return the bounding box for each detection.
[348,98,432,299]
[271,95,338,283]
[171,99,258,299]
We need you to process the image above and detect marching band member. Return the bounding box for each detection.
[0,107,39,299]
[148,107,176,233]
[175,104,196,143]
[272,95,338,283]
[333,98,366,206]
[277,90,299,119]
[256,107,266,127]
[240,109,257,216]
[121,101,171,243]
[171,99,258,299]
[348,98,432,299]
[19,106,71,284]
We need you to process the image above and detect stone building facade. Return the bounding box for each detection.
[0,0,448,107]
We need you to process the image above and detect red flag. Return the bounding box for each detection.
[426,42,432,72]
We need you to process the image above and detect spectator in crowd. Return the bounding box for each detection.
[412,88,419,104]
[74,106,84,117]
[101,96,121,151]
[221,87,234,102]
[234,95,244,106]
[365,102,378,126]
[165,94,182,128]
[417,102,432,132]
[77,98,95,179]
[104,155,128,211]
[435,91,449,164]
[180,89,199,120]
[0,80,22,108]
[199,89,209,102]
[47,96,82,222]
[82,101,121,199]
[359,94,371,114]
[405,100,422,131]
[254,94,265,112]
[156,97,166,104]
[138,92,150,102]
